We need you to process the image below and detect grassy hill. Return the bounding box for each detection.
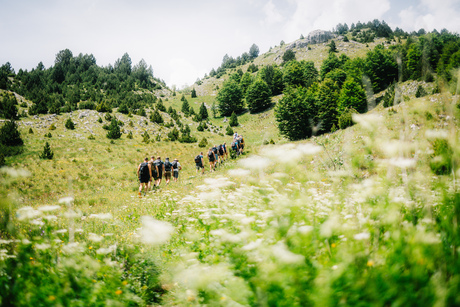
[1,30,460,305]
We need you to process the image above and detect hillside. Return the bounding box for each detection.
[1,22,460,305]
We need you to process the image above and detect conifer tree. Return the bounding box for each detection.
[181,99,190,116]
[0,120,23,146]
[106,118,122,139]
[199,102,209,120]
[65,118,75,130]
[150,110,164,124]
[229,111,239,127]
[191,88,197,98]
[39,141,54,159]
[226,125,234,136]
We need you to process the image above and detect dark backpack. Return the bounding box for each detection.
[172,161,178,169]
[194,155,201,163]
[212,147,218,154]
[218,145,224,155]
[208,151,214,158]
[139,162,149,177]
[164,161,172,171]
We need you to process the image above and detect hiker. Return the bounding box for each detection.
[212,145,219,168]
[239,135,245,154]
[222,142,228,160]
[137,157,152,197]
[231,139,239,156]
[149,156,157,190]
[154,156,164,187]
[195,152,204,175]
[164,157,173,185]
[218,144,225,163]
[207,148,216,171]
[172,158,182,182]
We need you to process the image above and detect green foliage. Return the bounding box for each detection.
[320,53,341,80]
[275,86,316,140]
[88,134,96,140]
[181,99,190,116]
[363,44,398,92]
[96,101,112,113]
[104,112,113,122]
[191,88,197,98]
[39,141,54,159]
[0,120,23,146]
[78,101,96,110]
[65,118,75,130]
[382,84,398,108]
[258,65,284,96]
[106,118,122,139]
[226,125,234,136]
[126,131,133,139]
[430,138,453,175]
[45,132,52,138]
[282,49,296,63]
[168,127,179,141]
[415,85,427,97]
[142,130,150,143]
[246,79,272,113]
[338,108,357,129]
[0,151,4,166]
[338,78,367,113]
[97,117,103,123]
[28,127,33,134]
[199,102,209,121]
[198,137,208,148]
[150,110,164,124]
[117,104,129,114]
[216,79,244,116]
[49,123,56,130]
[0,93,19,120]
[240,72,253,96]
[229,111,239,127]
[328,40,338,53]
[316,78,340,134]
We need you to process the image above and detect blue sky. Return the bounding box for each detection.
[1,0,459,88]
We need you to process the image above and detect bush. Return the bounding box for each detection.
[430,139,453,175]
[198,137,208,148]
[142,131,150,143]
[65,118,75,130]
[226,125,234,136]
[105,113,113,122]
[39,141,54,159]
[229,112,239,127]
[168,128,179,141]
[45,132,52,138]
[49,123,56,130]
[78,101,96,110]
[88,134,96,140]
[126,131,133,139]
[338,108,357,129]
[106,118,122,139]
[415,85,427,98]
[28,128,33,134]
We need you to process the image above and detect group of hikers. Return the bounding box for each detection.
[137,156,182,196]
[137,132,245,197]
[194,133,245,174]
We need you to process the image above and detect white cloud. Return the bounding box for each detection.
[398,0,460,32]
[261,0,285,26]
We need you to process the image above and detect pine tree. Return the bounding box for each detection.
[199,102,209,120]
[39,141,54,159]
[191,88,197,98]
[0,120,23,146]
[226,125,234,136]
[106,118,122,139]
[150,110,164,124]
[65,118,75,130]
[229,112,239,127]
[181,99,190,116]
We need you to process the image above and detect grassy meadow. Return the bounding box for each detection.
[2,77,460,306]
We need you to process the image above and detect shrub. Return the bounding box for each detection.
[88,134,96,140]
[229,112,239,127]
[430,139,453,175]
[49,123,56,130]
[106,118,122,139]
[78,101,96,110]
[226,125,234,136]
[105,113,113,122]
[39,141,54,159]
[28,128,33,134]
[142,131,150,143]
[338,108,357,129]
[415,85,427,98]
[168,128,179,142]
[0,152,4,166]
[65,118,75,130]
[45,132,52,138]
[198,137,208,148]
[126,131,133,139]
[97,117,103,123]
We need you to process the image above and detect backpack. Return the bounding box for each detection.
[212,147,218,154]
[139,162,149,177]
[218,145,224,155]
[194,155,201,163]
[208,151,214,158]
[231,142,237,150]
[172,161,178,169]
[164,161,172,171]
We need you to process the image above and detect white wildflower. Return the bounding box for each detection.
[380,140,414,157]
[88,213,113,220]
[241,239,263,251]
[16,206,42,221]
[35,243,51,250]
[63,210,80,218]
[320,214,341,238]
[140,216,174,245]
[354,232,370,240]
[352,113,382,130]
[54,229,67,234]
[0,167,31,178]
[271,241,305,264]
[425,129,448,139]
[297,143,323,155]
[30,219,44,226]
[38,205,61,212]
[239,156,271,170]
[388,157,417,169]
[61,242,84,254]
[88,233,104,242]
[96,244,117,255]
[21,239,31,245]
[228,168,251,177]
[0,239,13,245]
[58,196,74,205]
[297,225,314,234]
[43,215,58,221]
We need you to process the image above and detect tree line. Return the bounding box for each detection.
[214,26,460,141]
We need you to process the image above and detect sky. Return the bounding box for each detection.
[1,0,459,88]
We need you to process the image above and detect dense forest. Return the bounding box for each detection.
[0,50,165,117]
